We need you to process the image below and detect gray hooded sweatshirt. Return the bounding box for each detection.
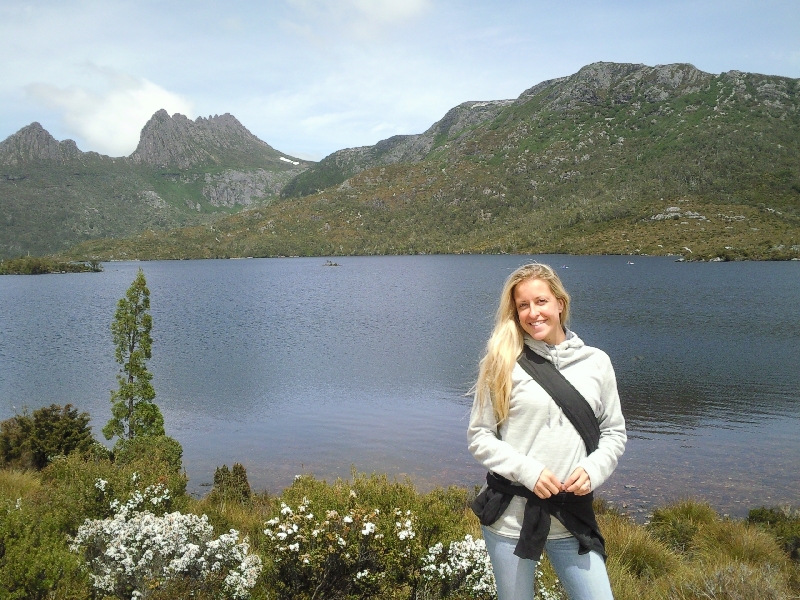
[468,329,627,539]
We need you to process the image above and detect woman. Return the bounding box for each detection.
[468,263,626,600]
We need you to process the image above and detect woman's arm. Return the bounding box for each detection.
[574,352,627,490]
[467,392,547,492]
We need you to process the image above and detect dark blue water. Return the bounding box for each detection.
[1,255,798,517]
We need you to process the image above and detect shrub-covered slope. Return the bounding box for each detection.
[65,62,800,261]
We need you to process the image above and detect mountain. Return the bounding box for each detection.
[281,99,514,197]
[0,112,309,258]
[60,62,800,262]
[129,110,292,169]
[0,122,85,166]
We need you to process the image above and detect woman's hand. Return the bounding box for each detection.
[563,467,591,495]
[533,468,562,498]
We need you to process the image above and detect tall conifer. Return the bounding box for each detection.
[103,268,164,442]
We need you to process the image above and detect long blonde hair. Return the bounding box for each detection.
[475,263,571,424]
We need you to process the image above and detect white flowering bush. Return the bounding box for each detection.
[420,534,566,600]
[421,534,496,599]
[263,496,420,598]
[70,477,262,599]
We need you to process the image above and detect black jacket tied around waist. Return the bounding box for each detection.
[471,472,606,561]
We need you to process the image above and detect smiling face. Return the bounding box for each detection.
[513,277,566,346]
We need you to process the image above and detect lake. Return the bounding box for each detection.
[1,255,798,519]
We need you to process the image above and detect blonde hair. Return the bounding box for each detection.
[475,263,571,424]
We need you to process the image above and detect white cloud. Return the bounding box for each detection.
[25,67,194,157]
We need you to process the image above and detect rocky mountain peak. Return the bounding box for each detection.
[0,122,84,166]
[128,110,287,169]
[517,62,712,110]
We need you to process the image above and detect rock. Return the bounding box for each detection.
[202,169,298,207]
[129,110,306,170]
[0,122,85,166]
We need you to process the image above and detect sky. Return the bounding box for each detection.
[2,0,798,161]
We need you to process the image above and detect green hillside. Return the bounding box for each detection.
[0,113,309,259]
[62,63,800,261]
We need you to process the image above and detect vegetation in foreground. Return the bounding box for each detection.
[1,449,799,600]
[0,256,102,275]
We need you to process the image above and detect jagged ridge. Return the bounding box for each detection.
[129,110,304,169]
[282,99,514,197]
[284,61,797,200]
[0,123,90,166]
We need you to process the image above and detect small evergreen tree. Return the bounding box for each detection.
[211,463,252,504]
[0,404,96,469]
[103,268,164,442]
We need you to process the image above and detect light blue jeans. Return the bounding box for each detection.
[482,526,614,600]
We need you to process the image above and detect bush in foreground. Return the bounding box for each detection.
[749,506,800,560]
[2,459,799,600]
[70,481,262,599]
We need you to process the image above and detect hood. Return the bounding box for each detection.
[523,329,593,369]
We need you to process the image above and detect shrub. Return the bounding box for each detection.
[260,473,478,599]
[0,404,95,470]
[40,451,188,535]
[262,495,412,599]
[70,482,261,599]
[212,463,252,504]
[114,435,184,475]
[0,493,92,599]
[647,499,718,553]
[421,534,497,599]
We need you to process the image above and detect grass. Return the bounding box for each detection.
[0,468,40,500]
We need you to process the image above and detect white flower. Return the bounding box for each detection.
[71,506,261,599]
[343,516,353,524]
[361,522,376,536]
[421,534,496,596]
